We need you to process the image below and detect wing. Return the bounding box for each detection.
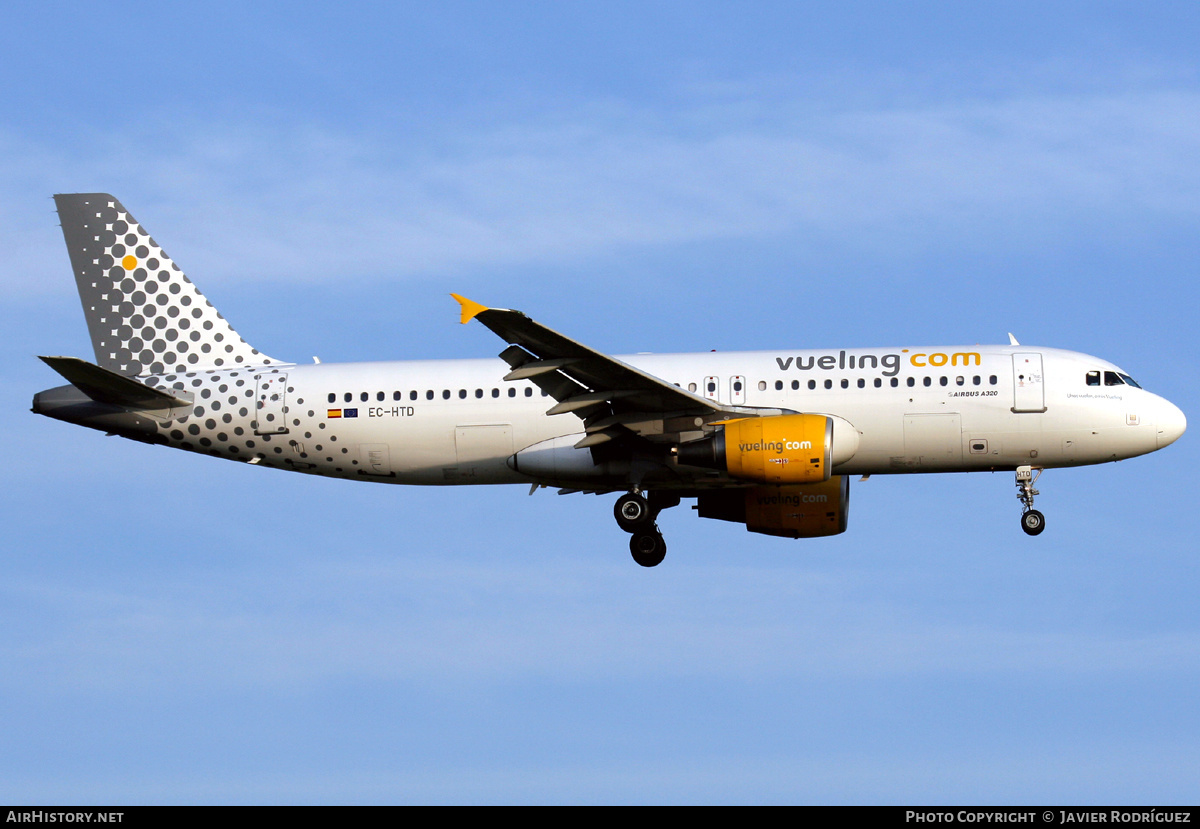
[452,295,729,449]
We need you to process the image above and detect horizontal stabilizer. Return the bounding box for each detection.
[39,356,191,410]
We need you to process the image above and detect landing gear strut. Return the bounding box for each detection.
[1015,465,1045,536]
[614,490,677,566]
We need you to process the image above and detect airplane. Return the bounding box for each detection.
[33,193,1187,566]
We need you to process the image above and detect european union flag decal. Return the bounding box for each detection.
[344,408,359,418]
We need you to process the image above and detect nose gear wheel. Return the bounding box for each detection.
[1015,466,1046,536]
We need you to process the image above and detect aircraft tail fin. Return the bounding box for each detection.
[54,193,280,376]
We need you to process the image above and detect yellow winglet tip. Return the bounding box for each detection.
[450,293,489,324]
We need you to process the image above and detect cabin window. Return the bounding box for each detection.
[989,375,998,385]
[442,390,451,399]
[841,379,849,389]
[426,390,434,400]
[344,392,352,403]
[377,391,385,401]
[923,377,932,387]
[492,388,500,398]
[791,380,800,390]
[393,391,402,401]
[891,378,899,387]
[458,389,467,399]
[475,389,483,398]
[907,377,915,387]
[824,379,832,389]
[775,380,783,391]
[973,375,981,386]
[508,388,516,398]
[955,376,964,386]
[328,393,335,403]
[525,388,533,397]
[758,381,767,391]
[688,383,697,392]
[858,378,865,388]
[808,380,816,390]
[939,376,948,386]
[874,378,882,388]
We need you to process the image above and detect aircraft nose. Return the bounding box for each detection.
[1157,399,1187,449]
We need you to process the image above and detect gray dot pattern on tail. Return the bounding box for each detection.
[55,194,276,377]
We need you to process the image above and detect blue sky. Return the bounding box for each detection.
[2,1,1198,804]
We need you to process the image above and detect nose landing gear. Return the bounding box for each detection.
[614,491,678,566]
[1016,465,1045,536]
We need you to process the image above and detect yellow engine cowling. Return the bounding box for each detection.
[695,477,850,538]
[723,414,831,483]
[677,413,859,485]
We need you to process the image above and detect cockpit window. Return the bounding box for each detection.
[1095,370,1142,389]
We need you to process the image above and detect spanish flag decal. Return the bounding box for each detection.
[328,409,342,418]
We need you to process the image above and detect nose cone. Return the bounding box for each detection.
[1157,400,1187,449]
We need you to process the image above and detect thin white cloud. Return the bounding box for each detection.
[5,78,1200,296]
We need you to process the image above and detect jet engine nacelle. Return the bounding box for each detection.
[677,413,859,484]
[507,434,629,483]
[696,476,850,538]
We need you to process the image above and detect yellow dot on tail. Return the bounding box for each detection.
[121,255,137,270]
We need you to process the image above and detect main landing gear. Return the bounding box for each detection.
[614,491,678,567]
[1015,465,1045,536]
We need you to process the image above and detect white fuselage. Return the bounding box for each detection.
[102,343,1179,488]
[37,193,1187,554]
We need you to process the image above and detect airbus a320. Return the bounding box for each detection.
[33,194,1187,566]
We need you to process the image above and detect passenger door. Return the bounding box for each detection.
[1012,353,1047,413]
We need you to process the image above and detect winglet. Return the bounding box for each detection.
[1008,332,1020,346]
[451,293,489,325]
